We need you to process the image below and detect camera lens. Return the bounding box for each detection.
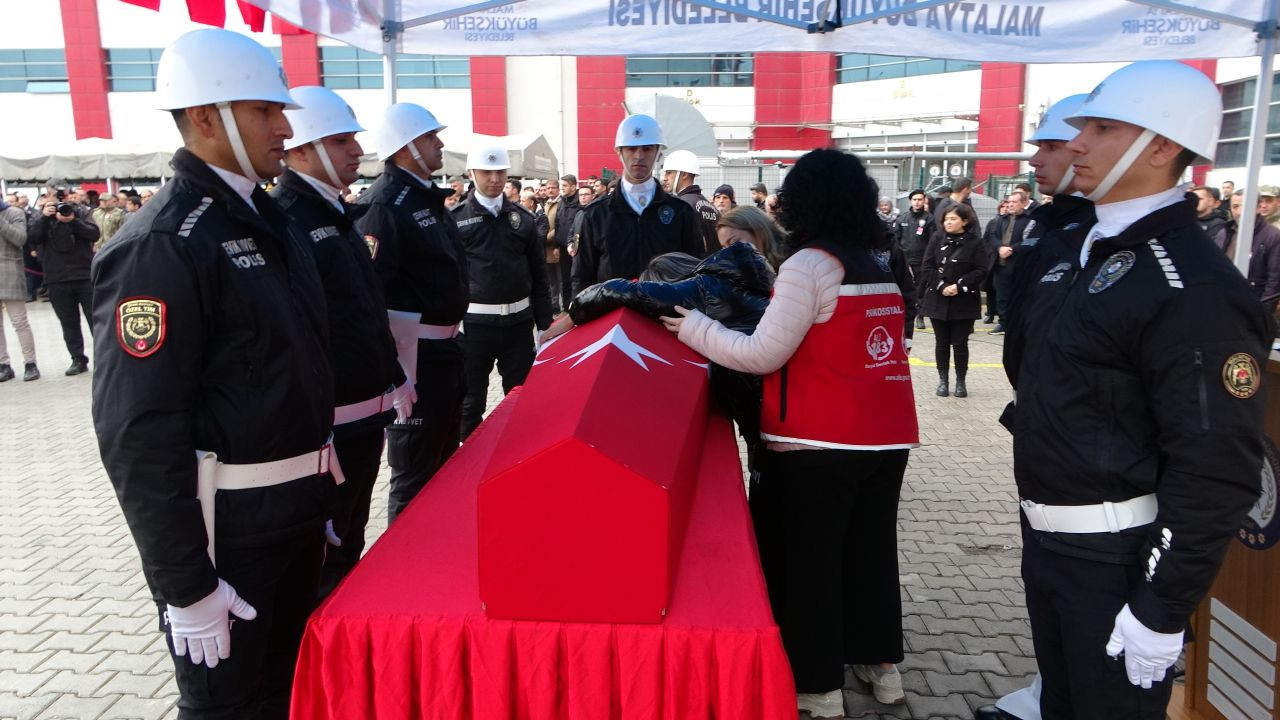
[56,203,74,216]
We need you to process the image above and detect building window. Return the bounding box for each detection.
[625,54,753,87]
[107,48,163,92]
[1215,74,1280,168]
[320,47,469,90]
[836,54,979,84]
[0,49,68,93]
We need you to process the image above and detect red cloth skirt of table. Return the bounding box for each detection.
[290,387,797,719]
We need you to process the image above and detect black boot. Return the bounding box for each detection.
[0,364,12,382]
[915,316,925,330]
[954,377,968,398]
[65,358,88,376]
[23,363,40,381]
[936,375,949,397]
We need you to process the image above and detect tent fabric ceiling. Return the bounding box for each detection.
[249,0,1267,61]
[357,133,560,180]
[625,94,719,159]
[0,139,175,182]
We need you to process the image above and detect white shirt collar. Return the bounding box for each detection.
[621,176,656,215]
[474,190,503,217]
[1080,185,1186,267]
[206,163,258,213]
[295,170,344,215]
[398,164,435,190]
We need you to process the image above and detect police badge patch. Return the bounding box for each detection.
[1239,436,1280,550]
[116,297,165,358]
[659,206,674,225]
[364,235,379,260]
[1223,352,1261,399]
[1088,251,1135,293]
[508,211,521,230]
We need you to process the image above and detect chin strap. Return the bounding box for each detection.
[406,138,436,180]
[216,102,262,184]
[1053,166,1076,196]
[312,140,344,191]
[1085,129,1155,202]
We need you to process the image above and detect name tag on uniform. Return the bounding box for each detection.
[221,238,266,269]
[308,226,340,243]
[457,216,484,228]
[412,208,437,228]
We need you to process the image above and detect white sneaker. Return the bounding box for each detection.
[797,689,844,719]
[851,664,905,705]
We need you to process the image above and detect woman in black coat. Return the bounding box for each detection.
[920,203,993,398]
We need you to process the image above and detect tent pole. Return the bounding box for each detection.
[1235,0,1279,276]
[382,0,399,105]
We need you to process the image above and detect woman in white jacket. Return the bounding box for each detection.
[663,148,919,719]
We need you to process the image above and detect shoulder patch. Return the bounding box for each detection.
[176,197,213,238]
[393,187,411,207]
[364,235,379,259]
[116,297,166,358]
[1224,352,1261,399]
[1088,251,1135,294]
[1147,238,1183,289]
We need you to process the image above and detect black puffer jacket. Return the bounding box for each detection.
[569,240,773,331]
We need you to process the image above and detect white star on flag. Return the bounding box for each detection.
[559,324,672,371]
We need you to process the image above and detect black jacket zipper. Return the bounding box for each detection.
[1193,348,1209,431]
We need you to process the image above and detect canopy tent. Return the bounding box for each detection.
[625,94,719,159]
[0,139,174,183]
[245,0,1280,274]
[357,132,559,179]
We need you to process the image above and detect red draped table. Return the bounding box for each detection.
[290,388,796,719]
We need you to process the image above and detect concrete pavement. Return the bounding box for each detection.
[0,301,1036,720]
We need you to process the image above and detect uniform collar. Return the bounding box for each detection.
[1081,185,1185,266]
[206,163,259,214]
[473,190,503,217]
[621,176,656,215]
[393,162,435,190]
[293,170,345,215]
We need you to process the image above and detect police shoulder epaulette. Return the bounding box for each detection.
[149,195,215,239]
[393,186,411,207]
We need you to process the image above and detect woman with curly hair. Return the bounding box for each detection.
[662,148,918,719]
[919,203,993,398]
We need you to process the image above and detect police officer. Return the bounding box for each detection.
[355,103,468,523]
[571,114,705,295]
[976,92,1096,720]
[270,86,411,598]
[452,144,552,438]
[1007,61,1270,719]
[91,29,334,718]
[660,149,719,255]
[895,189,936,330]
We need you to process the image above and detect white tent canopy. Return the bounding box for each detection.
[0,138,174,182]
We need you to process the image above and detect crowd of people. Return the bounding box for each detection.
[0,29,1273,720]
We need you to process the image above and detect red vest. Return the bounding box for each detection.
[761,277,919,450]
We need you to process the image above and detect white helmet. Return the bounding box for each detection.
[155,29,296,111]
[615,114,665,149]
[466,145,510,171]
[283,86,364,151]
[1027,94,1088,147]
[1066,60,1221,164]
[661,150,699,175]
[372,103,446,161]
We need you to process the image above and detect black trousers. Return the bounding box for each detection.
[931,318,974,379]
[46,280,91,362]
[546,259,564,313]
[1022,524,1176,720]
[908,262,924,313]
[752,447,908,693]
[558,250,573,311]
[994,263,1016,323]
[459,316,534,439]
[983,268,999,319]
[386,336,464,524]
[316,426,385,601]
[161,528,324,720]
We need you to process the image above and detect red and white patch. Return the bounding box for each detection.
[116,297,166,358]
[364,235,379,260]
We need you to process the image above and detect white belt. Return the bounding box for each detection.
[334,389,394,425]
[194,441,336,565]
[418,323,460,340]
[1020,494,1157,534]
[467,298,530,316]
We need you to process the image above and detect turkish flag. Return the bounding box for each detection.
[185,0,225,27]
[271,13,310,35]
[117,0,161,9]
[237,1,266,32]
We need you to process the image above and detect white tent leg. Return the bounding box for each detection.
[1236,0,1279,276]
[382,0,399,105]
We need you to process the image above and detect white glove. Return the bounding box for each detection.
[1105,603,1183,688]
[166,579,257,669]
[386,310,421,389]
[324,519,343,547]
[391,379,415,424]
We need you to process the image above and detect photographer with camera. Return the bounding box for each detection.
[31,187,98,375]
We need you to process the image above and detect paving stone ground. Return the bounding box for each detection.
[0,302,1034,720]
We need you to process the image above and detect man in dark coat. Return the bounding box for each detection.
[660,149,720,256]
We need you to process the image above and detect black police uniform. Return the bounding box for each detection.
[270,169,405,598]
[675,184,721,256]
[1004,195,1270,719]
[451,191,553,439]
[91,148,335,719]
[354,162,468,523]
[570,182,705,295]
